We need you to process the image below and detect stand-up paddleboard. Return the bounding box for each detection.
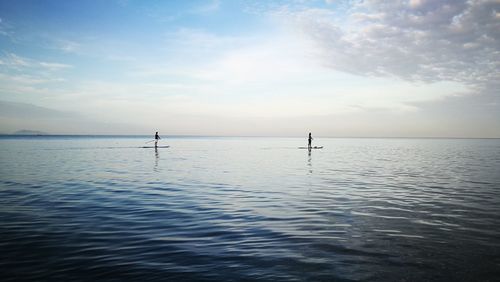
[299,146,323,149]
[141,145,170,148]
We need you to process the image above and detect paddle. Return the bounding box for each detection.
[145,139,156,144]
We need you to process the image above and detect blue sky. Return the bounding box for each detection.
[0,0,499,136]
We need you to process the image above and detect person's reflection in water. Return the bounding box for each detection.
[154,147,159,172]
[308,149,312,174]
[306,147,313,196]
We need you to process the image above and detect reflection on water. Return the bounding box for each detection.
[307,149,312,174]
[1,136,500,281]
[154,147,159,172]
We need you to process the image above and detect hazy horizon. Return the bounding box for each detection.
[1,0,499,137]
[3,130,500,139]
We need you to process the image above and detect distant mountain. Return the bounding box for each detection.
[13,130,48,135]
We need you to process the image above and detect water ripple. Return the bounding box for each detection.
[1,137,500,281]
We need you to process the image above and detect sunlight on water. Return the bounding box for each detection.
[1,136,500,281]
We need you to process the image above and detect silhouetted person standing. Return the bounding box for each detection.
[308,132,313,150]
[154,131,161,148]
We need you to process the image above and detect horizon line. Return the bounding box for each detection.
[1,133,500,139]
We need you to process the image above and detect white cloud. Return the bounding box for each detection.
[190,39,315,84]
[165,28,252,51]
[56,39,81,53]
[39,62,73,70]
[0,17,9,36]
[122,20,470,120]
[0,73,64,85]
[0,53,31,68]
[0,53,73,71]
[2,1,498,136]
[278,0,499,90]
[0,53,71,101]
[191,0,221,14]
[409,0,427,9]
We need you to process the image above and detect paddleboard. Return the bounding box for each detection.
[141,146,170,148]
[299,146,323,149]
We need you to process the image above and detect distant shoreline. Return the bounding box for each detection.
[0,134,499,139]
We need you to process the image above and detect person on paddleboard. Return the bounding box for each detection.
[308,132,313,150]
[154,131,161,148]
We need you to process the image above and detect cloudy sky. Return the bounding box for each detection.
[0,0,499,137]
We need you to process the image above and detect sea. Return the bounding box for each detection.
[1,135,499,281]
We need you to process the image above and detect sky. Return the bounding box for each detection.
[0,0,499,137]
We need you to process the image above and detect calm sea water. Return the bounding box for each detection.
[1,136,499,281]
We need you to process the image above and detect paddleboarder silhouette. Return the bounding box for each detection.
[308,132,313,150]
[154,131,161,148]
